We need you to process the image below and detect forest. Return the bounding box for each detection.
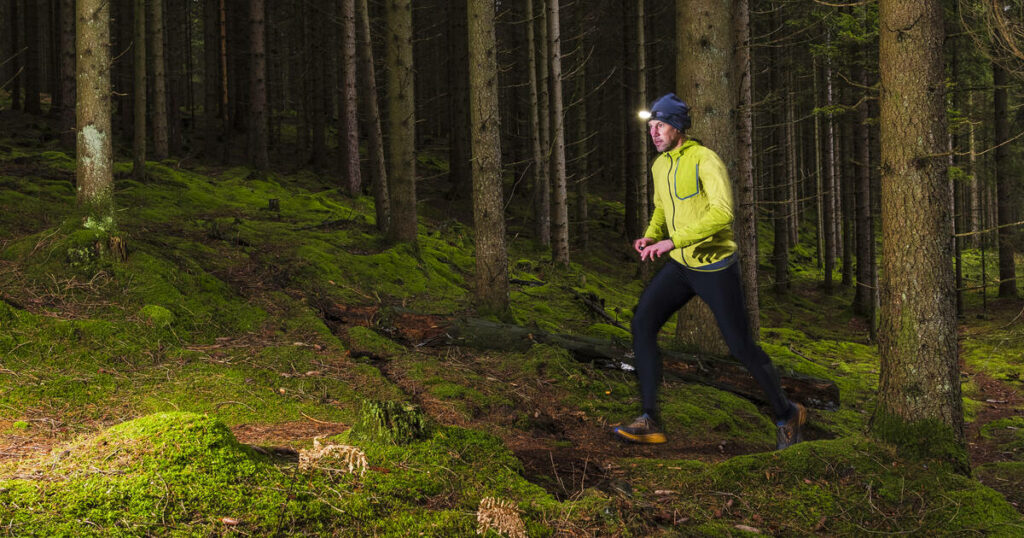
[0,0,1022,535]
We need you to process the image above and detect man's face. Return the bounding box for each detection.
[648,120,684,152]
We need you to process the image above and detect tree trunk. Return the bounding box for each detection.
[853,60,875,319]
[308,10,327,169]
[23,0,41,114]
[873,0,964,468]
[218,0,230,161]
[822,45,837,294]
[733,0,758,337]
[674,0,734,357]
[635,0,649,243]
[769,8,790,296]
[357,0,389,232]
[132,0,146,181]
[467,0,509,316]
[248,0,268,171]
[534,0,551,247]
[76,0,115,222]
[202,0,222,157]
[150,0,168,159]
[59,0,76,148]
[338,0,360,194]
[548,0,569,265]
[385,0,417,243]
[164,0,186,155]
[993,63,1017,299]
[8,0,21,110]
[446,0,471,201]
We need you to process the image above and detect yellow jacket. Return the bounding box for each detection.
[643,139,737,270]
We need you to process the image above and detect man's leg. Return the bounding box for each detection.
[688,263,793,421]
[631,261,696,419]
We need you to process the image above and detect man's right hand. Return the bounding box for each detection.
[633,237,653,254]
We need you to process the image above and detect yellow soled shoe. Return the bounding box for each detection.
[775,402,806,450]
[613,414,667,444]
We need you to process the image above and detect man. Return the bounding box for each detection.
[613,93,806,450]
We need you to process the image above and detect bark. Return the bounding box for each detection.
[308,10,326,169]
[446,0,472,201]
[385,0,417,243]
[993,63,1017,299]
[218,0,230,159]
[202,0,222,156]
[674,0,735,356]
[853,60,876,318]
[548,0,569,265]
[338,0,360,194]
[59,0,76,149]
[76,0,115,221]
[357,0,389,232]
[132,0,146,181]
[164,0,187,155]
[467,0,509,315]
[150,0,168,159]
[733,0,759,336]
[769,8,790,295]
[823,46,837,294]
[248,0,268,171]
[534,0,551,247]
[8,0,21,110]
[23,0,41,114]
[874,0,964,464]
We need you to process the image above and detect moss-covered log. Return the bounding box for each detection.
[318,302,841,411]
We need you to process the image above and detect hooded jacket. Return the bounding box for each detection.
[643,138,737,270]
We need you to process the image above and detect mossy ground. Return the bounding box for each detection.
[0,111,1021,534]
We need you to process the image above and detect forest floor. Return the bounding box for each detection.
[0,109,1022,535]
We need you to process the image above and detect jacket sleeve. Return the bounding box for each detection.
[668,150,734,248]
[642,156,667,240]
[643,206,667,241]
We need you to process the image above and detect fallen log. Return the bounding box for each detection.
[407,316,838,411]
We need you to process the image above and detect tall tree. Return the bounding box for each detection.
[993,63,1017,298]
[873,0,965,467]
[23,0,41,114]
[133,0,147,181]
[446,0,471,201]
[467,0,509,315]
[338,0,360,194]
[673,0,735,356]
[534,0,551,247]
[8,0,21,110]
[548,0,569,265]
[248,0,268,171]
[853,52,877,319]
[202,0,222,157]
[76,0,115,223]
[357,0,389,231]
[733,0,759,335]
[150,0,168,159]
[58,0,76,149]
[385,0,417,243]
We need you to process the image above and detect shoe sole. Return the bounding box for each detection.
[613,427,667,444]
[776,403,807,450]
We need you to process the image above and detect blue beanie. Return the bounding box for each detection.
[649,93,691,132]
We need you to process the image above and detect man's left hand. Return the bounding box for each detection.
[640,239,674,261]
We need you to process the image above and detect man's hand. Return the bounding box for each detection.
[633,237,654,254]
[640,239,674,261]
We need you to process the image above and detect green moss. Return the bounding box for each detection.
[139,304,173,328]
[346,326,404,358]
[349,400,430,445]
[869,410,970,473]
